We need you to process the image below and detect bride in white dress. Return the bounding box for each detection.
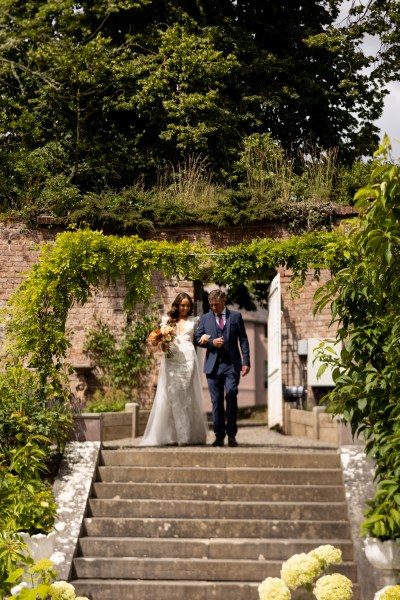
[140,293,208,447]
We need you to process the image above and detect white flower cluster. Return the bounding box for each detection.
[49,581,89,600]
[375,586,400,600]
[258,577,291,600]
[280,552,322,590]
[314,573,353,600]
[258,544,352,600]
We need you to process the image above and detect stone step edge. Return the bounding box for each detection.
[70,578,360,589]
[93,482,345,491]
[89,499,347,507]
[97,466,342,472]
[84,517,350,524]
[78,535,355,544]
[74,557,358,567]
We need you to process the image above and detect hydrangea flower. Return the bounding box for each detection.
[258,577,291,600]
[48,581,76,600]
[314,573,353,600]
[309,545,342,569]
[280,553,321,589]
[376,586,400,600]
[27,558,55,574]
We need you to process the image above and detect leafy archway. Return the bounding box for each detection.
[2,226,345,401]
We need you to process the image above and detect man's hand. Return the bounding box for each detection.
[212,336,224,348]
[242,365,250,376]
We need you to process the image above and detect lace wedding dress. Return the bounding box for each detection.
[140,315,208,446]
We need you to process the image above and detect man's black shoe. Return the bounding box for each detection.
[211,437,224,447]
[228,437,238,447]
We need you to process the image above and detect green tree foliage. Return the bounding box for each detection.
[346,0,400,82]
[314,137,400,539]
[0,0,383,219]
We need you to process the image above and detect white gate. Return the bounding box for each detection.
[267,273,283,429]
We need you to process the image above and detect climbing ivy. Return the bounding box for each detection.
[3,226,342,385]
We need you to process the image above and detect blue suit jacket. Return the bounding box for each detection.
[195,308,250,375]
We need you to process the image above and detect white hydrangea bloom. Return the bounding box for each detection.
[48,581,76,600]
[314,573,353,600]
[280,552,321,590]
[258,577,291,600]
[309,545,342,568]
[376,585,400,600]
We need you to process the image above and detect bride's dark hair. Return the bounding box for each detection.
[168,292,194,322]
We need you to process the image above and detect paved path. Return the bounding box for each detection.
[105,422,338,450]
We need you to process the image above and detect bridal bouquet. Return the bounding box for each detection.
[147,323,175,358]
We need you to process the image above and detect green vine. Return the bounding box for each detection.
[2,226,345,400]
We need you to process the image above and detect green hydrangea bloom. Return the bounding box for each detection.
[309,545,342,569]
[258,577,291,600]
[378,586,400,600]
[314,573,353,600]
[280,553,321,590]
[48,581,76,600]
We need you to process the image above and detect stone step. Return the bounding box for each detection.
[83,516,351,539]
[72,448,358,600]
[88,498,348,521]
[97,465,343,485]
[100,449,341,469]
[93,481,345,502]
[70,579,361,600]
[73,556,358,582]
[78,536,355,561]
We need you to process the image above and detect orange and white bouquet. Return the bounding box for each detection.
[147,323,176,358]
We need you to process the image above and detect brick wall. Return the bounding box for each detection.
[280,268,336,405]
[0,220,339,408]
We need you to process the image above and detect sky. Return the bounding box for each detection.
[337,2,400,160]
[375,82,400,159]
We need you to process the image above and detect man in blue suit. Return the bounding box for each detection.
[196,289,250,447]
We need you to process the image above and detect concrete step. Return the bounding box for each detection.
[93,481,345,502]
[83,516,351,539]
[88,498,349,521]
[70,579,361,600]
[100,449,341,469]
[73,556,358,582]
[78,536,356,561]
[71,448,358,600]
[97,465,343,485]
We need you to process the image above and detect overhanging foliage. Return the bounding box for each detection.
[3,228,343,376]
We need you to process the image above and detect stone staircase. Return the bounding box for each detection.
[70,447,360,599]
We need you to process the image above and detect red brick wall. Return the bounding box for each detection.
[279,268,336,405]
[0,221,336,408]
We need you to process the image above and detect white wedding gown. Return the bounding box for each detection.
[140,316,208,447]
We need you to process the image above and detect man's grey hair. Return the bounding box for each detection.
[208,289,226,303]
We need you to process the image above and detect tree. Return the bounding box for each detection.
[345,0,400,82]
[0,0,385,217]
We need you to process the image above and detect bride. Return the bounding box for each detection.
[140,292,208,447]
